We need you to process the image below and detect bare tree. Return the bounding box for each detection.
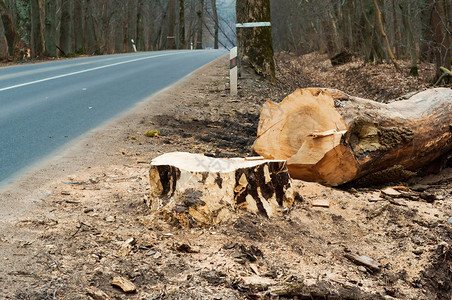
[59,0,72,56]
[73,0,84,53]
[429,0,452,81]
[168,0,176,49]
[30,0,44,57]
[196,0,203,49]
[0,0,16,57]
[211,0,218,49]
[44,0,57,56]
[179,0,185,49]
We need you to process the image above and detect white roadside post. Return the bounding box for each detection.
[230,47,238,96]
[131,39,137,52]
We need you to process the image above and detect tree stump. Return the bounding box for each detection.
[148,152,295,227]
[253,88,452,186]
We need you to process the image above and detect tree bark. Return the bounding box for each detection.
[148,152,295,227]
[391,0,400,58]
[73,0,84,53]
[399,3,418,76]
[430,0,452,82]
[236,0,276,82]
[167,0,176,49]
[253,88,452,186]
[127,0,138,52]
[211,0,218,49]
[179,0,185,49]
[84,0,98,54]
[0,15,8,59]
[136,0,145,51]
[373,0,399,70]
[44,0,56,57]
[196,0,203,49]
[0,1,16,58]
[59,0,72,55]
[30,0,44,58]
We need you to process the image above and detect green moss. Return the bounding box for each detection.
[145,130,160,137]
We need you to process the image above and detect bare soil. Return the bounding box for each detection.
[0,53,451,300]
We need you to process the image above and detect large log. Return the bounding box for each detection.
[253,88,452,186]
[148,152,295,227]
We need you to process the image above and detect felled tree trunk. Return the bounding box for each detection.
[148,152,295,227]
[253,88,452,186]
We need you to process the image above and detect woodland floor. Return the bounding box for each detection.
[0,52,451,300]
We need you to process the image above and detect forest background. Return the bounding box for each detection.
[0,0,451,80]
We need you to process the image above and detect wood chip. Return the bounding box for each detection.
[368,192,383,202]
[311,199,330,208]
[119,238,136,257]
[86,286,111,300]
[344,253,381,272]
[241,275,275,287]
[391,186,410,191]
[176,243,200,253]
[381,187,402,197]
[111,276,136,293]
[249,263,260,275]
[309,129,347,138]
[244,156,265,161]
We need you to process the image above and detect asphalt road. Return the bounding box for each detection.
[0,50,226,186]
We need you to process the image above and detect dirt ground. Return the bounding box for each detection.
[0,53,451,300]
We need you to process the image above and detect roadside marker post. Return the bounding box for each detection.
[230,47,238,96]
[131,39,137,52]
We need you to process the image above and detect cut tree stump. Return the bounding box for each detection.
[148,152,295,227]
[253,88,452,186]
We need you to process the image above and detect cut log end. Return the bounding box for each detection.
[148,152,295,227]
[254,87,452,186]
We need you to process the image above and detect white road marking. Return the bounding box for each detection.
[0,52,184,92]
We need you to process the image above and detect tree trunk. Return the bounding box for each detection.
[0,2,16,58]
[127,0,137,52]
[73,0,84,53]
[196,0,203,49]
[59,0,72,55]
[167,0,176,49]
[84,0,98,54]
[430,0,452,82]
[373,0,399,70]
[179,0,185,49]
[253,88,452,186]
[391,0,400,58]
[211,0,218,49]
[136,0,145,51]
[148,152,295,227]
[30,0,44,58]
[236,0,276,82]
[399,3,418,76]
[0,15,8,59]
[44,0,56,57]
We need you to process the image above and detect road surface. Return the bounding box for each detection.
[0,50,226,186]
